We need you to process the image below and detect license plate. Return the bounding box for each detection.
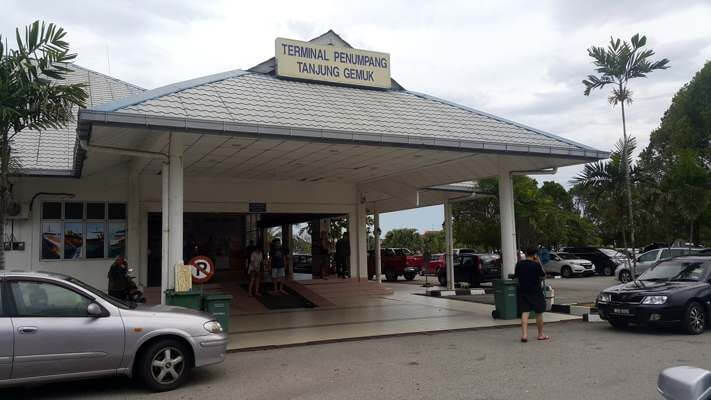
[613,308,630,314]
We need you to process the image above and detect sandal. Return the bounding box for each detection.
[537,335,551,341]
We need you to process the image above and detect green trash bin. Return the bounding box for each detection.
[164,289,202,310]
[492,279,519,320]
[203,294,233,333]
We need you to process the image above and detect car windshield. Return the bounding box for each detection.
[394,248,412,256]
[66,277,135,309]
[556,253,578,260]
[638,260,709,282]
[600,248,625,258]
[430,254,443,260]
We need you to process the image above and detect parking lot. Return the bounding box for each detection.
[5,319,707,400]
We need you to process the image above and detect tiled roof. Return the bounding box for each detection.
[91,71,601,155]
[12,65,144,175]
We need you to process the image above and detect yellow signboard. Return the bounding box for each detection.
[275,37,391,89]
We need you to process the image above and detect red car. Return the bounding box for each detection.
[421,253,446,275]
[368,248,425,281]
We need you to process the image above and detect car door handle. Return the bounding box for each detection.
[17,326,38,334]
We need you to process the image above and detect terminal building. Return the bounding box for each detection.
[6,30,608,309]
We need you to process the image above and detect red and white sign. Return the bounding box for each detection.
[188,256,215,284]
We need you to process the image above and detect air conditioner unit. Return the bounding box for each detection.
[6,202,30,220]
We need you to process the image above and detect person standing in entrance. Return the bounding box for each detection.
[335,233,350,278]
[247,246,263,297]
[270,238,288,295]
[514,248,549,342]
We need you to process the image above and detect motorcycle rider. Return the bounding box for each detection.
[108,255,129,299]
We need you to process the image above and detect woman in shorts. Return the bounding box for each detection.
[248,246,264,297]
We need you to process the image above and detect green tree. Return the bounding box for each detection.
[0,21,87,269]
[583,33,670,273]
[422,230,446,254]
[382,228,423,252]
[573,137,638,273]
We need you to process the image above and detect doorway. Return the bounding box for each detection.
[147,212,247,287]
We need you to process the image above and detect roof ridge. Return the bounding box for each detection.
[91,69,252,112]
[406,90,600,152]
[69,63,146,92]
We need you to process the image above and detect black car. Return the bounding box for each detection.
[437,253,500,287]
[560,246,619,276]
[596,256,711,334]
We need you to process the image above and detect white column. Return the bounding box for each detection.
[444,202,454,290]
[348,210,358,279]
[168,133,184,291]
[127,170,141,281]
[499,171,517,279]
[356,198,368,280]
[160,162,170,303]
[374,211,381,284]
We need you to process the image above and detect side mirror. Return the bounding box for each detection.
[87,303,106,317]
[658,366,711,400]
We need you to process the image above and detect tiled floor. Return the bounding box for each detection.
[227,280,579,351]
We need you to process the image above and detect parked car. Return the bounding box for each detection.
[615,247,705,282]
[596,256,711,334]
[0,271,228,391]
[437,253,500,287]
[453,248,476,256]
[292,253,312,273]
[543,252,596,278]
[421,253,445,275]
[559,246,621,276]
[367,248,424,281]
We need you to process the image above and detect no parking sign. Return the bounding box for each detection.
[188,256,215,284]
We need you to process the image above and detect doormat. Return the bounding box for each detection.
[241,284,316,310]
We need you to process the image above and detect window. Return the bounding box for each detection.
[40,201,126,261]
[10,280,92,317]
[660,249,671,260]
[639,250,659,263]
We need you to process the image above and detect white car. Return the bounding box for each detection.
[543,252,596,278]
[615,247,702,282]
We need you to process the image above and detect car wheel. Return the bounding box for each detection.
[619,270,632,283]
[561,266,573,279]
[684,302,706,335]
[438,274,447,286]
[608,318,628,329]
[603,266,614,276]
[404,271,416,281]
[385,271,398,282]
[138,339,191,392]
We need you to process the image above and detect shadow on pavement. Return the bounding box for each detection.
[0,367,222,399]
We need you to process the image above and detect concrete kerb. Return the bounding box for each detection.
[225,318,582,353]
[551,303,603,322]
[426,288,487,297]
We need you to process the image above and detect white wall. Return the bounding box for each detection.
[6,165,363,290]
[7,167,130,290]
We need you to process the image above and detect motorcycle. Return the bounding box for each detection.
[125,268,146,303]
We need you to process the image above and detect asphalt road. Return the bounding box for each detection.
[5,320,710,400]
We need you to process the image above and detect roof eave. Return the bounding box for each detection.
[77,109,610,162]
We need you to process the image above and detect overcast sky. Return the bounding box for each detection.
[4,0,711,234]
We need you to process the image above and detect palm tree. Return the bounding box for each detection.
[582,33,670,277]
[0,21,88,269]
[573,137,637,277]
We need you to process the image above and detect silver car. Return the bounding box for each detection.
[0,271,228,391]
[615,248,702,282]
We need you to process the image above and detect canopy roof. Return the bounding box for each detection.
[72,30,608,213]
